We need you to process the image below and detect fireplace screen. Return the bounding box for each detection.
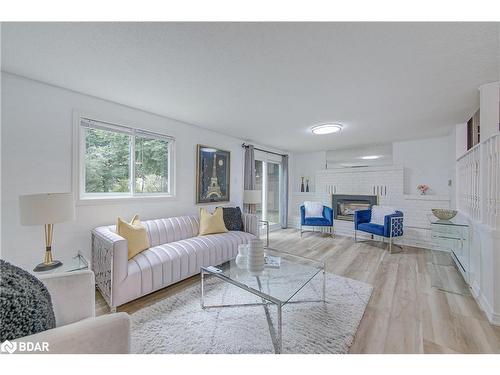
[332,194,378,221]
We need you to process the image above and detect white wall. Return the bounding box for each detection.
[326,143,393,168]
[1,73,247,269]
[392,133,455,198]
[455,122,468,159]
[479,82,500,140]
[289,151,326,193]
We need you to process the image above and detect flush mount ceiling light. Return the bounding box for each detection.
[311,124,343,135]
[361,155,381,160]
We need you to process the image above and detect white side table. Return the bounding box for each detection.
[33,251,89,275]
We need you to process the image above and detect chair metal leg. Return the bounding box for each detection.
[300,224,302,238]
[354,229,357,242]
[389,238,392,254]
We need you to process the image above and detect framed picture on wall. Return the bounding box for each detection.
[196,145,230,204]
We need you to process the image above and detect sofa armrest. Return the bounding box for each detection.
[354,209,371,229]
[92,226,129,308]
[15,313,130,354]
[242,213,259,237]
[39,270,95,327]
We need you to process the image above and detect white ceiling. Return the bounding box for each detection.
[2,22,499,152]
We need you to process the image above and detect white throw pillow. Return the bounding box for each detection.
[304,201,324,218]
[370,205,396,225]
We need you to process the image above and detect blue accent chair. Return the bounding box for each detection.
[354,209,404,253]
[300,205,334,238]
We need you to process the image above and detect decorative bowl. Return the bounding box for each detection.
[431,209,457,221]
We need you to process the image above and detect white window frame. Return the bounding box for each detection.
[74,113,176,204]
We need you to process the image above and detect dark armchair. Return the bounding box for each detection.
[300,205,334,238]
[354,208,404,253]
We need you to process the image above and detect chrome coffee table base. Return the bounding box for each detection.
[200,260,326,354]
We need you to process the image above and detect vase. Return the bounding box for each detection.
[300,177,305,192]
[235,244,249,269]
[306,179,309,192]
[247,239,264,274]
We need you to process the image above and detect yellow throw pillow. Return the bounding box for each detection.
[117,215,150,259]
[198,207,228,236]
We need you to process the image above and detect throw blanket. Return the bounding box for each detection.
[0,259,56,341]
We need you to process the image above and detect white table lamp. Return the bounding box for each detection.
[19,193,75,272]
[243,190,262,205]
[243,189,261,214]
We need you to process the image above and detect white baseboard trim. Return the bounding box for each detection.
[471,286,500,326]
[490,312,500,326]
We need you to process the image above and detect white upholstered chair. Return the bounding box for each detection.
[14,270,130,354]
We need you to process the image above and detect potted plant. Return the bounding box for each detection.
[417,184,429,195]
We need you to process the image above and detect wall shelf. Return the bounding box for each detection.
[403,194,450,201]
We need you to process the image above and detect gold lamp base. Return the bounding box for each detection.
[33,259,63,272]
[33,224,63,272]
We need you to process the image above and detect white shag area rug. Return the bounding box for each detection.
[131,273,372,354]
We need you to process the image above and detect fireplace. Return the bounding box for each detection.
[332,194,378,221]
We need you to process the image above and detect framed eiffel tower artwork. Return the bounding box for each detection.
[196,145,231,204]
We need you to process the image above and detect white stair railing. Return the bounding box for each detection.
[457,133,500,229]
[457,144,481,221]
[484,133,500,228]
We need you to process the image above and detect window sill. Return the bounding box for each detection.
[76,194,177,206]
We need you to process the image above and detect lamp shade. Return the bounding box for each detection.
[243,190,262,204]
[19,193,75,225]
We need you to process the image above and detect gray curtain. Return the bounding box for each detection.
[243,144,256,213]
[280,154,289,228]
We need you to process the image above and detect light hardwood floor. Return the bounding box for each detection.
[95,229,500,353]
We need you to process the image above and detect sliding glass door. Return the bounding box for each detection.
[266,162,281,225]
[255,159,282,227]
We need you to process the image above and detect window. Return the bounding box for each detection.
[79,117,174,200]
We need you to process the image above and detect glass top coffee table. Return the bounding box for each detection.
[200,248,326,353]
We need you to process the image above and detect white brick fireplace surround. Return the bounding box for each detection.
[289,165,452,251]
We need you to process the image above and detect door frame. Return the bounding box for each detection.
[255,151,283,230]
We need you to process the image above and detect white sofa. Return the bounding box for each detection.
[14,270,130,354]
[92,213,259,309]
